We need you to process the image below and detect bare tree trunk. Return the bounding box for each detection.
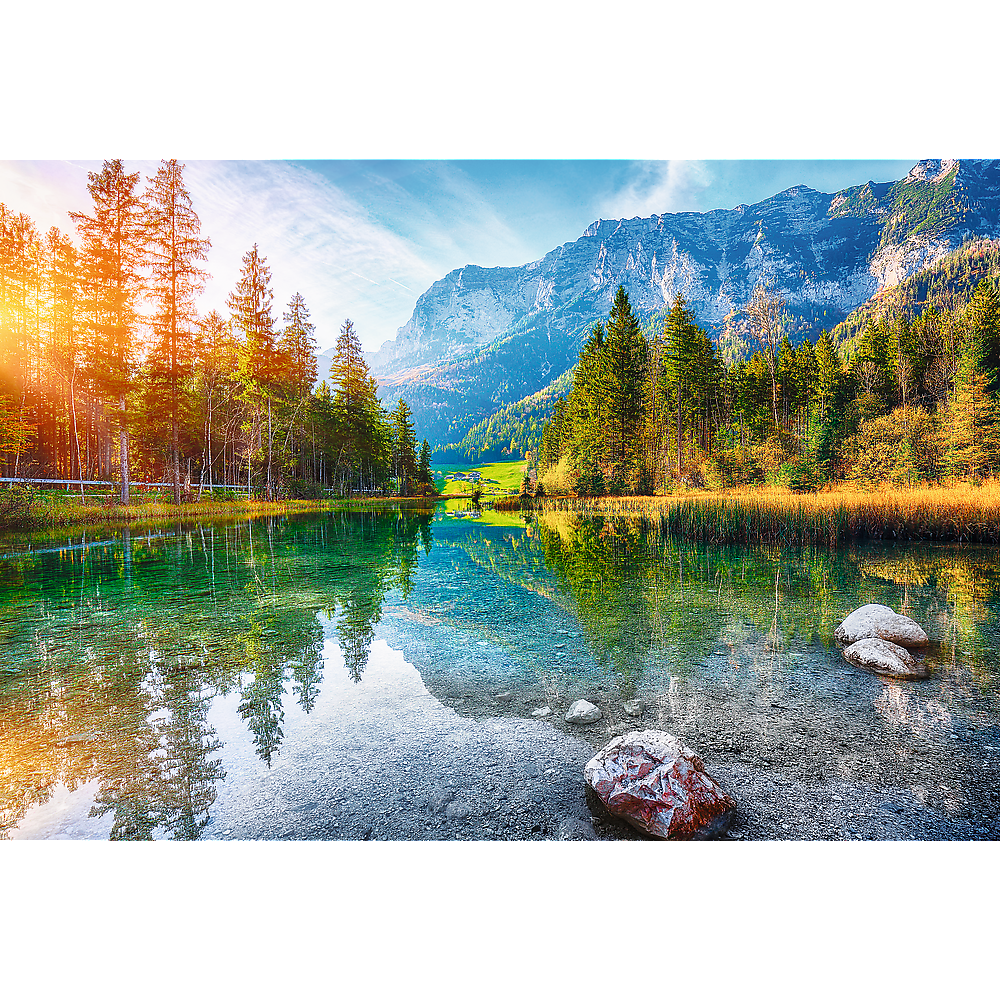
[70,361,84,499]
[266,394,273,501]
[119,394,129,504]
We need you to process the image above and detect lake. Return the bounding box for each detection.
[2,507,999,840]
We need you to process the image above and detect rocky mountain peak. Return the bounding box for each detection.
[368,160,1000,446]
[905,158,959,184]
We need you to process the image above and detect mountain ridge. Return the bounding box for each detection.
[367,159,1000,447]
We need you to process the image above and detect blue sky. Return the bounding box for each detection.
[0,158,917,356]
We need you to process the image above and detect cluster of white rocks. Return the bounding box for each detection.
[834,604,931,680]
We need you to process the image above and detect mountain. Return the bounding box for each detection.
[369,159,1000,449]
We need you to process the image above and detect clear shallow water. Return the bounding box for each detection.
[2,509,999,840]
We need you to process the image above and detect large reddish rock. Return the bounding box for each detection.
[584,730,736,840]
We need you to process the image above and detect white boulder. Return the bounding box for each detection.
[842,637,930,680]
[835,604,929,648]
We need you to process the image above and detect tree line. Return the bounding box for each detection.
[0,159,435,502]
[539,245,1000,494]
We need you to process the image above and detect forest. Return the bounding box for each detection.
[537,240,1000,495]
[0,159,434,503]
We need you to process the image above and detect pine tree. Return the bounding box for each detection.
[280,292,318,398]
[391,398,418,496]
[568,323,607,494]
[418,438,432,487]
[599,285,647,489]
[329,319,387,494]
[228,245,281,498]
[279,292,318,481]
[660,295,701,476]
[964,279,1000,393]
[144,159,211,502]
[947,347,1000,481]
[70,160,147,503]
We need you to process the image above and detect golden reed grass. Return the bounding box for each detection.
[499,483,1000,546]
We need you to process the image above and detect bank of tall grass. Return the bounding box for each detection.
[0,492,325,531]
[499,484,1000,546]
[0,483,444,532]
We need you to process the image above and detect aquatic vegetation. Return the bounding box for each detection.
[515,484,1000,546]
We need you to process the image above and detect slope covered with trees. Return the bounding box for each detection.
[0,159,436,501]
[539,257,1000,494]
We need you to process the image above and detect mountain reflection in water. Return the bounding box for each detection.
[2,508,999,840]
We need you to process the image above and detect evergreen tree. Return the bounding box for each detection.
[280,292,318,398]
[228,244,281,498]
[850,319,895,418]
[947,346,1000,481]
[418,438,432,486]
[964,279,1000,393]
[279,292,318,481]
[660,295,702,476]
[391,398,418,496]
[568,323,607,494]
[70,160,146,503]
[813,331,844,424]
[329,319,387,493]
[144,159,211,502]
[599,285,647,489]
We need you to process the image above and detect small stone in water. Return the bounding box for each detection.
[623,699,643,718]
[565,699,602,724]
[532,706,552,717]
[496,691,514,702]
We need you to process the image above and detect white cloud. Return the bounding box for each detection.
[183,161,442,352]
[598,160,714,221]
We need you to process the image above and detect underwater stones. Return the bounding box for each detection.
[623,699,643,718]
[531,705,552,718]
[835,604,929,648]
[584,730,736,840]
[842,637,930,680]
[836,604,931,681]
[565,699,602,724]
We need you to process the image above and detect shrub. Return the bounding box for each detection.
[702,448,762,489]
[539,455,576,496]
[844,404,940,485]
[283,478,325,500]
[0,482,37,525]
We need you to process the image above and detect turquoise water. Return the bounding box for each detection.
[2,509,999,840]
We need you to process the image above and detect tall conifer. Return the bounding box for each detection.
[600,285,647,488]
[144,159,211,502]
[329,319,387,493]
[70,160,146,503]
[228,244,282,498]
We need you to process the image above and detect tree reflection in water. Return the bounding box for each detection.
[0,508,434,837]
